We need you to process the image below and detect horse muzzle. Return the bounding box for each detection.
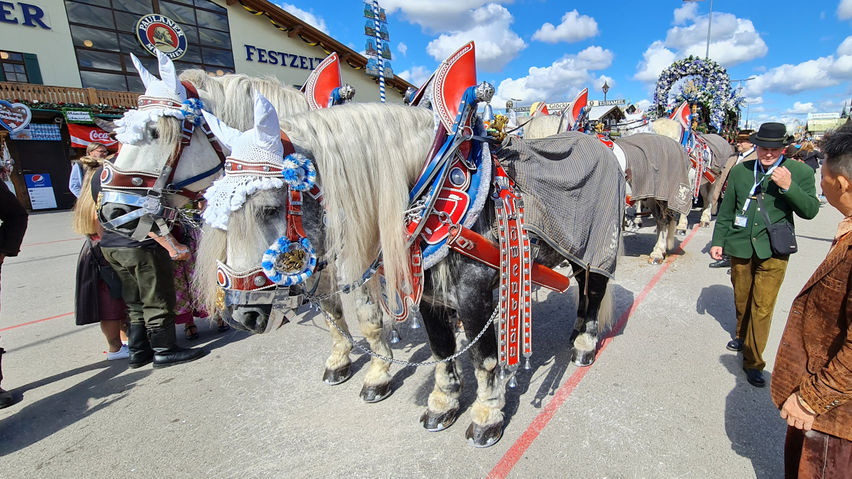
[221,288,302,334]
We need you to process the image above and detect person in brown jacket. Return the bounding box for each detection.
[771,122,852,477]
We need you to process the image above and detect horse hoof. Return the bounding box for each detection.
[648,256,664,265]
[420,407,460,432]
[701,221,711,228]
[465,422,503,448]
[677,229,687,237]
[360,382,391,403]
[322,364,351,385]
[570,348,596,367]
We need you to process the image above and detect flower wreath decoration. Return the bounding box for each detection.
[281,153,317,191]
[261,236,317,287]
[652,56,735,131]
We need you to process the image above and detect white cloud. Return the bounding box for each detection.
[634,10,767,83]
[744,47,852,96]
[745,96,763,105]
[532,10,598,43]
[673,3,698,24]
[426,4,525,72]
[380,0,512,32]
[493,46,614,105]
[397,65,431,87]
[634,41,677,83]
[839,0,852,20]
[274,2,329,33]
[635,99,652,111]
[597,75,615,91]
[838,36,852,55]
[397,42,408,56]
[786,101,815,114]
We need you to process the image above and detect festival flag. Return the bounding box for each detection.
[530,101,549,117]
[568,88,588,128]
[670,101,691,131]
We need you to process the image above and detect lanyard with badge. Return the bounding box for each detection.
[734,155,784,228]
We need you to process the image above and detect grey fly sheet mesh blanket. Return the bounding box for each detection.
[615,133,692,216]
[696,132,734,172]
[496,131,624,278]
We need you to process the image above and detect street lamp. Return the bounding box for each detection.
[683,0,713,59]
[602,81,609,102]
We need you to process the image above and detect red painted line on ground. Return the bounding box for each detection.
[22,237,79,247]
[488,225,702,479]
[0,312,73,332]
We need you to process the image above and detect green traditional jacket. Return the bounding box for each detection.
[711,157,820,259]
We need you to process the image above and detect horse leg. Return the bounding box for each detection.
[649,201,667,264]
[666,214,678,252]
[569,266,610,367]
[347,288,393,403]
[676,213,689,236]
[699,182,713,227]
[321,296,353,385]
[419,301,463,432]
[455,271,504,448]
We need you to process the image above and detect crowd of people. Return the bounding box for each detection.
[0,120,850,475]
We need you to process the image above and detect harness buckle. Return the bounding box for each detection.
[142,193,163,215]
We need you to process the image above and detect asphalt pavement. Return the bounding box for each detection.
[0,187,841,478]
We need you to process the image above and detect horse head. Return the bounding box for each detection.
[198,92,324,333]
[101,50,225,240]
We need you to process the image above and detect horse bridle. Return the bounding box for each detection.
[99,82,227,241]
[215,132,325,320]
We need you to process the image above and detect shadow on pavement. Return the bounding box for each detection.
[697,285,736,336]
[0,361,151,456]
[720,354,785,479]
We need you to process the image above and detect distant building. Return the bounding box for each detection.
[807,112,849,139]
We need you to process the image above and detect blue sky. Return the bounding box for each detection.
[273,0,852,129]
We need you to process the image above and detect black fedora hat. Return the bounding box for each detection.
[749,122,790,148]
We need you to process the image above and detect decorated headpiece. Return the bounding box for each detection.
[113,50,204,144]
[201,92,315,230]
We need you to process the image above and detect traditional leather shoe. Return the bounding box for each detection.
[0,388,13,409]
[726,338,744,351]
[709,257,731,268]
[128,323,154,369]
[149,327,207,369]
[745,368,766,388]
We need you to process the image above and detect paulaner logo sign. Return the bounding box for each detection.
[136,14,187,60]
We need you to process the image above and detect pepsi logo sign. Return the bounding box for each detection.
[31,174,44,185]
[136,14,187,60]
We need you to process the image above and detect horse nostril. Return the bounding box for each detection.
[242,310,258,330]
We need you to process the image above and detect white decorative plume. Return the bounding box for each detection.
[202,92,286,230]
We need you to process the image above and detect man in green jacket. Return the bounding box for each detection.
[710,122,820,387]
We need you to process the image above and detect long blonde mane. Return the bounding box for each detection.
[524,115,566,139]
[281,103,434,296]
[652,118,683,142]
[180,70,309,130]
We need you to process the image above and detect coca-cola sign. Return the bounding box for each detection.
[68,124,118,149]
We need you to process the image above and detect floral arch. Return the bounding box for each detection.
[652,56,742,133]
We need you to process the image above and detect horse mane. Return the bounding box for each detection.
[281,103,435,296]
[524,115,565,140]
[193,223,227,314]
[652,118,682,142]
[179,70,309,131]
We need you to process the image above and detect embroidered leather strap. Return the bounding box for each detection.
[493,162,532,368]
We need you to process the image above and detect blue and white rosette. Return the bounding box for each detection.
[281,153,317,191]
[261,236,317,286]
[181,97,205,126]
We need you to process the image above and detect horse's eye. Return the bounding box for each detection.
[149,128,159,140]
[262,206,280,218]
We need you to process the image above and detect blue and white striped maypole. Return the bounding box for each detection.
[371,0,385,103]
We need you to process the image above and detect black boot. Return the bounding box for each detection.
[0,348,14,408]
[149,327,206,369]
[128,322,154,369]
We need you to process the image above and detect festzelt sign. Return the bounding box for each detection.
[243,45,324,71]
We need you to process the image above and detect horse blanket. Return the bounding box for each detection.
[615,133,692,216]
[496,131,624,278]
[696,132,734,173]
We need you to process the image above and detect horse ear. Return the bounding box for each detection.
[93,117,117,133]
[130,53,155,89]
[201,110,241,150]
[156,50,186,101]
[252,92,281,150]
